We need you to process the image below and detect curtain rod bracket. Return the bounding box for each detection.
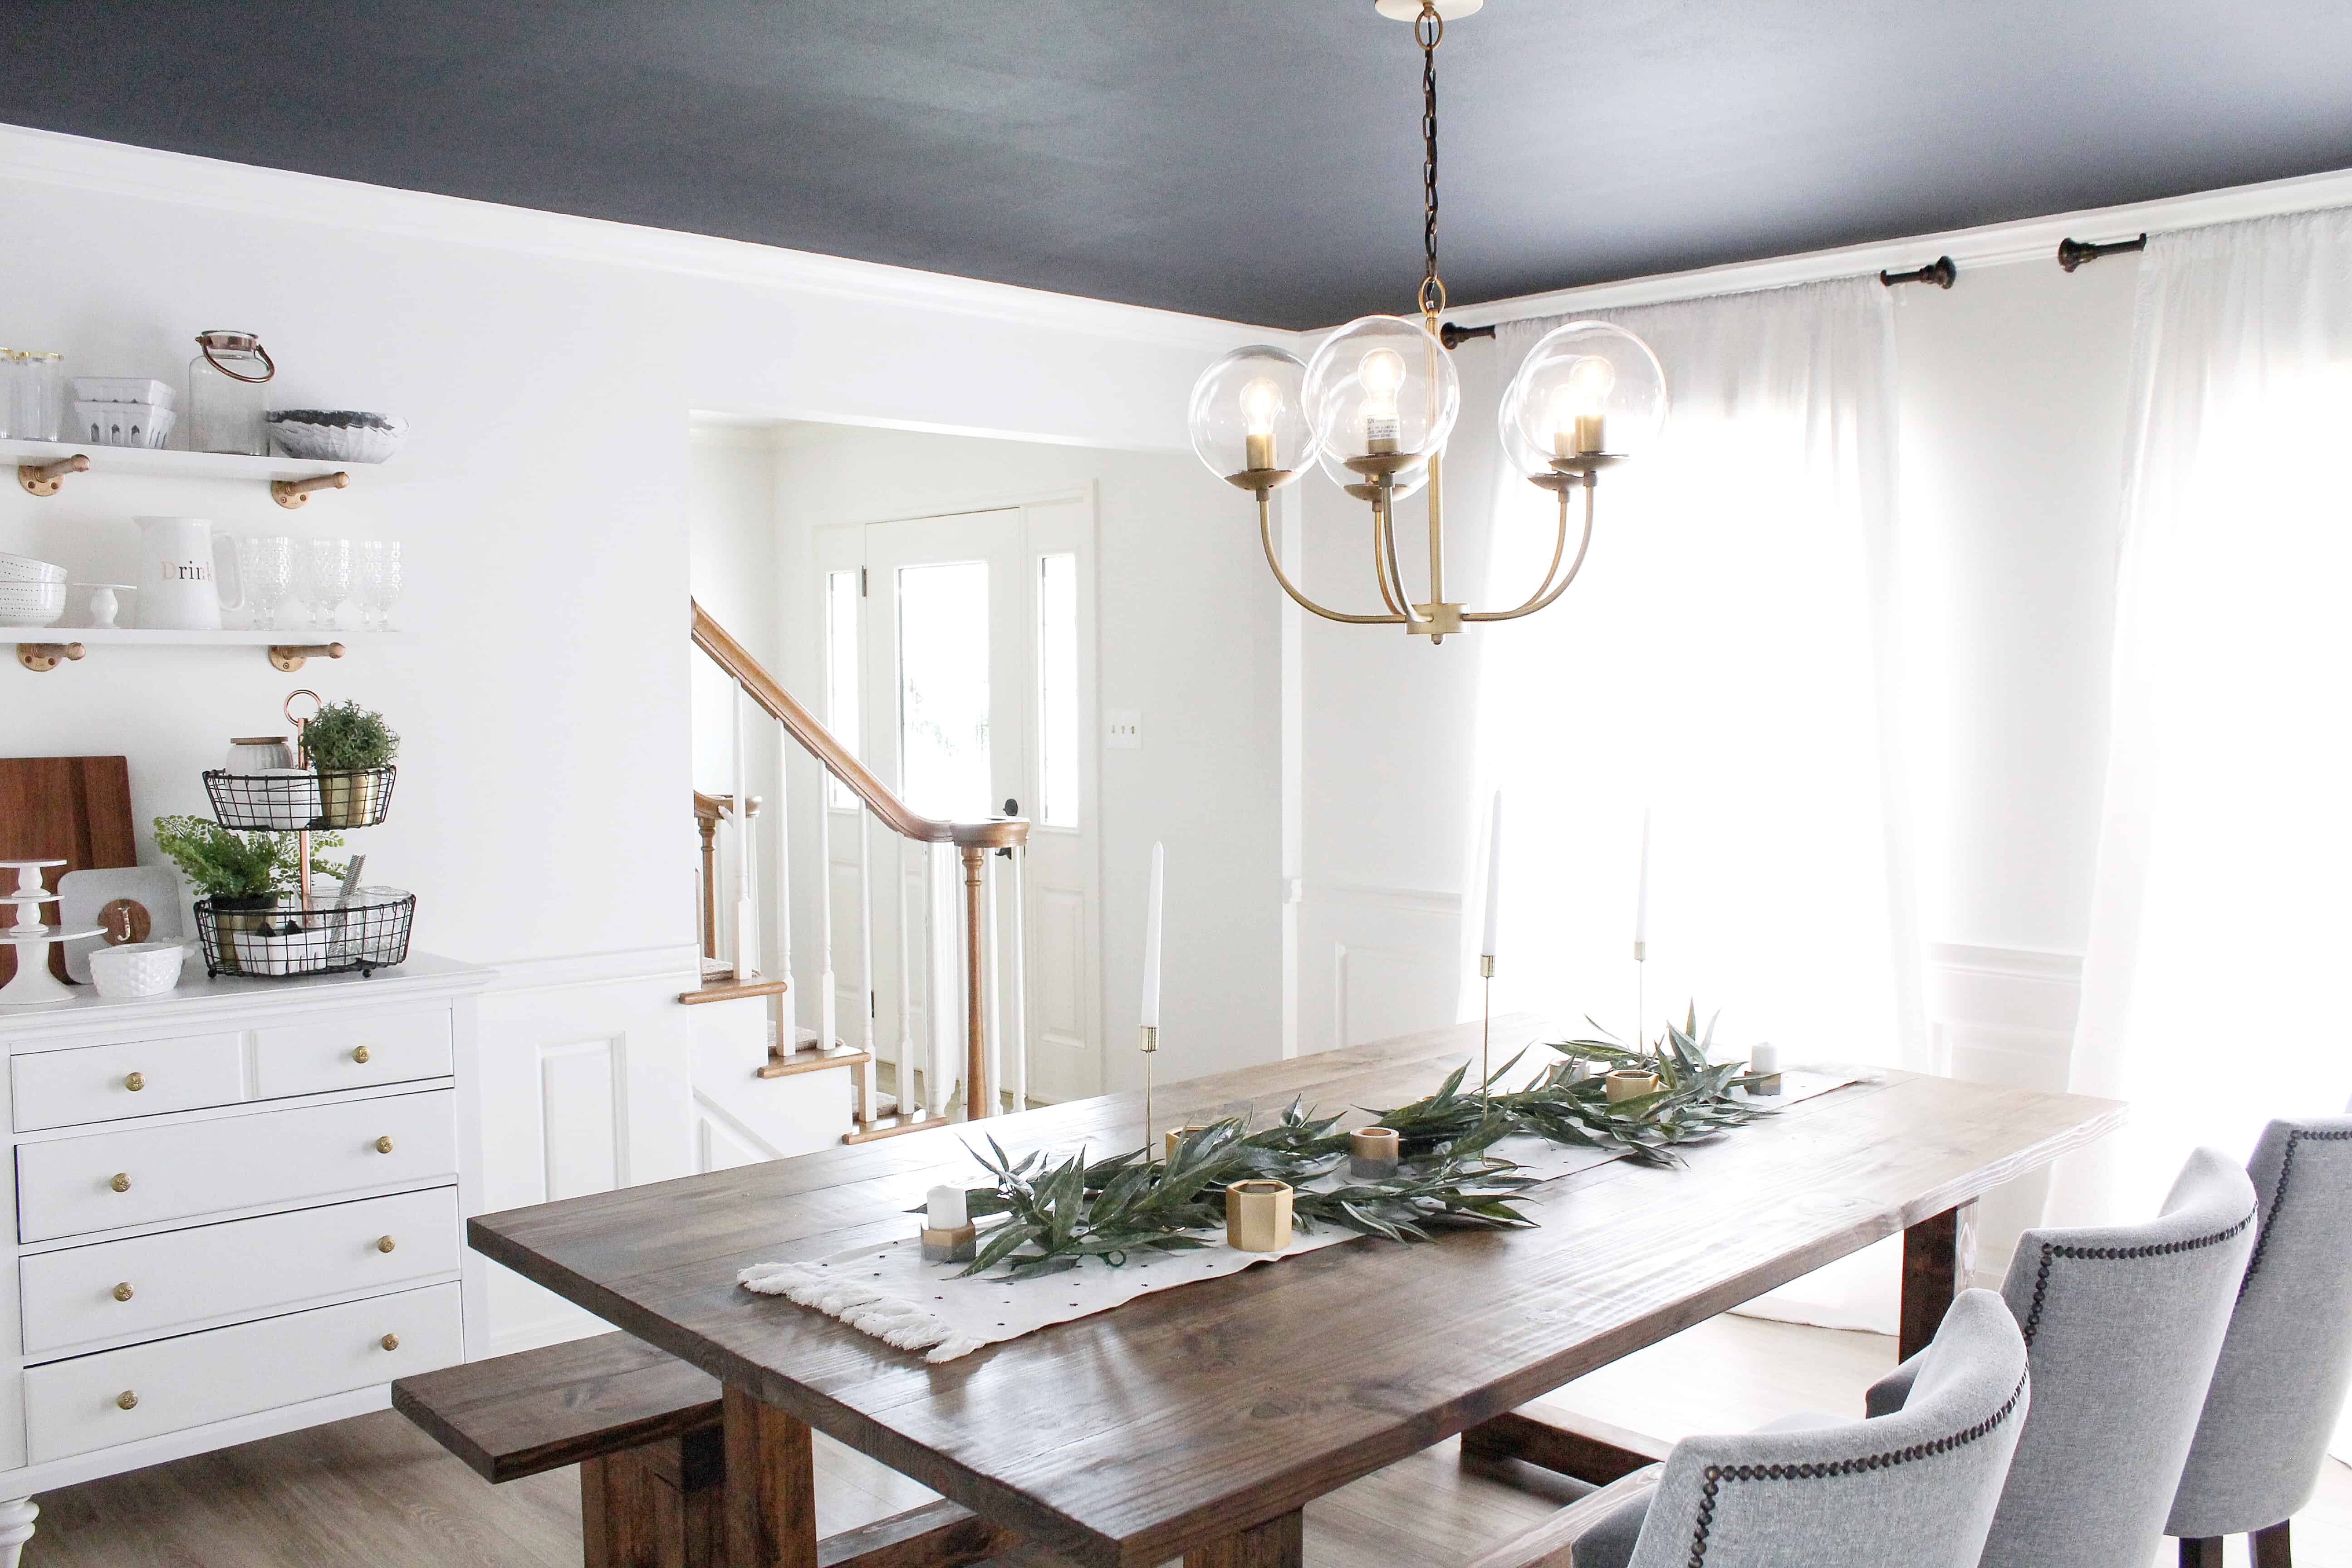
[2057,233,2148,272]
[1880,255,1957,289]
[1438,321,1496,349]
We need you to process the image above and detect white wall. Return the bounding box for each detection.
[0,125,1273,1348]
[736,423,1285,1094]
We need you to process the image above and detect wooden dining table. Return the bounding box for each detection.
[468,1014,2123,1568]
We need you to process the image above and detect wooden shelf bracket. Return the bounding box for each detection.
[15,642,86,673]
[17,454,89,497]
[267,642,346,672]
[270,471,351,509]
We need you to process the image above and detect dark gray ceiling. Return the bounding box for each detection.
[7,2,2352,328]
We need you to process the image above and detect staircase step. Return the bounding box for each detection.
[678,975,789,1006]
[841,1112,960,1145]
[756,1045,872,1081]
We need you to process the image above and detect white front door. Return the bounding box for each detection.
[815,492,1101,1110]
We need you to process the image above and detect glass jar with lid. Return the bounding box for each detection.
[2,350,64,442]
[189,329,275,455]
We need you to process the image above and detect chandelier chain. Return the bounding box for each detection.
[1417,2,1445,318]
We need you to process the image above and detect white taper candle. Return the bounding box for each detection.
[1141,841,1165,1029]
[1634,806,1651,957]
[1480,791,1504,960]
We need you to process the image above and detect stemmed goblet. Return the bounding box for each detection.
[355,540,402,631]
[301,539,353,632]
[238,535,295,631]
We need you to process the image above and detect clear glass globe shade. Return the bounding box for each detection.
[1316,442,1427,505]
[1495,374,1565,487]
[1187,345,1311,482]
[1502,320,1667,462]
[1302,316,1461,472]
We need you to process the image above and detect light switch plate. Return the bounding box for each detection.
[1106,710,1142,750]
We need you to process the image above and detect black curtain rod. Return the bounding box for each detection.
[1880,255,1957,289]
[2058,233,2148,272]
[1439,322,1495,348]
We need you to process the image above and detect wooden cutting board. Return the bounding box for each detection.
[0,757,137,984]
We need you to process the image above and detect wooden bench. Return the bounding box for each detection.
[393,1330,1018,1568]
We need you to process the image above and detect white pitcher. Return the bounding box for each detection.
[136,517,245,631]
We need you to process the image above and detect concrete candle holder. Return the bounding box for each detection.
[1225,1180,1294,1252]
[1348,1126,1401,1180]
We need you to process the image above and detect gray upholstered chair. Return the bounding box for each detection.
[2167,1108,2352,1568]
[1865,1147,2257,1568]
[1471,1289,2029,1568]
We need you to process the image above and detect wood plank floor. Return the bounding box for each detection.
[23,1317,2352,1567]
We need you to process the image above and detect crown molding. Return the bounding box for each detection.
[1432,165,2352,329]
[0,122,1293,354]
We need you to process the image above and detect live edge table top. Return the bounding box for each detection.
[469,1014,2123,1568]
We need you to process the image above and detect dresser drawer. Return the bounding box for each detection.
[24,1280,462,1463]
[254,1009,453,1099]
[12,1034,245,1132]
[21,1187,461,1358]
[16,1089,458,1244]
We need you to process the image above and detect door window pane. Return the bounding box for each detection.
[1037,553,1078,828]
[897,560,991,819]
[825,570,861,809]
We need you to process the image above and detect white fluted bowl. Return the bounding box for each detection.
[87,941,186,1000]
[266,410,407,463]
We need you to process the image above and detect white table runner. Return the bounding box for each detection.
[741,1070,1863,1362]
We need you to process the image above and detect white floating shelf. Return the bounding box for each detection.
[1,438,353,485]
[9,627,394,674]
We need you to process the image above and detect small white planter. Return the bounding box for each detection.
[229,923,334,978]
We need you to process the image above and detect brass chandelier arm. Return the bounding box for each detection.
[1370,495,1409,616]
[1254,492,1407,626]
[1377,493,1436,633]
[1464,482,1598,623]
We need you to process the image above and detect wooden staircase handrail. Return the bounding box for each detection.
[692,790,760,823]
[690,599,1028,851]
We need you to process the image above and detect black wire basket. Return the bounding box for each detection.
[203,766,398,830]
[194,888,416,978]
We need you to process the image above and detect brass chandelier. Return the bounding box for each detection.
[1186,0,1668,643]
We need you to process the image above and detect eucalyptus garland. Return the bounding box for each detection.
[950,1005,1769,1281]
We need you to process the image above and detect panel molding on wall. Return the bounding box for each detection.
[1302,882,1464,1055]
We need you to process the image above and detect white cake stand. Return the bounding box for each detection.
[0,873,99,1008]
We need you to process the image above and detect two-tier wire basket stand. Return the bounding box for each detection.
[191,689,414,979]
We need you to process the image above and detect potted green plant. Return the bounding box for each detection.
[301,701,400,826]
[153,816,346,973]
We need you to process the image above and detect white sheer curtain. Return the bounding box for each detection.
[1468,277,1923,1331]
[2052,210,2352,1454]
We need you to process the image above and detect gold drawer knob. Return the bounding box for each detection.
[377,1235,397,1254]
[351,1046,371,1064]
[373,1136,393,1154]
[111,1282,133,1303]
[108,1172,130,1193]
[379,1333,400,1352]
[123,1071,145,1092]
[115,1391,137,1411]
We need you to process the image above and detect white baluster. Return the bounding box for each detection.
[926,841,956,1117]
[771,714,796,1051]
[856,804,877,1124]
[894,836,913,1122]
[730,684,754,982]
[815,773,836,1057]
[1009,844,1029,1113]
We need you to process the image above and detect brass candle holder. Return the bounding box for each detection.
[920,1223,977,1264]
[1604,1069,1660,1104]
[1164,1125,1210,1161]
[1348,1127,1401,1180]
[1225,1180,1294,1253]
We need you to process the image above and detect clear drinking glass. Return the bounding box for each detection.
[301,539,353,631]
[355,540,402,631]
[240,536,296,630]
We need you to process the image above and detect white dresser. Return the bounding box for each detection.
[0,954,489,1560]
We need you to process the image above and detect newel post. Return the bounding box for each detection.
[960,844,990,1120]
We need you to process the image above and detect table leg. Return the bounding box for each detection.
[1184,1509,1303,1568]
[1900,1201,1975,1363]
[724,1383,818,1568]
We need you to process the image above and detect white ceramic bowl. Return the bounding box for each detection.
[266,410,407,463]
[0,552,67,585]
[87,941,186,1000]
[0,579,67,627]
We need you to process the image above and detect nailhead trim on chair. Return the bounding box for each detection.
[2239,1128,2352,1299]
[1682,1370,2029,1568]
[2018,1210,2255,1347]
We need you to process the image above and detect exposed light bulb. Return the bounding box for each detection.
[1240,377,1282,470]
[1565,354,1615,454]
[1360,347,1406,453]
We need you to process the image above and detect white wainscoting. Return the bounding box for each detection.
[1923,941,2083,1287]
[1298,882,1465,1055]
[472,944,701,1354]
